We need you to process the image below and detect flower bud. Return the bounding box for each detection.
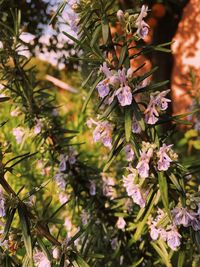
[117,10,125,22]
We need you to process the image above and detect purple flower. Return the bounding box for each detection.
[102,174,116,199]
[0,189,6,218]
[135,5,149,39]
[123,169,146,208]
[116,217,126,229]
[172,207,197,227]
[97,63,120,99]
[145,90,171,125]
[89,180,96,196]
[136,20,150,39]
[116,85,132,106]
[116,68,132,106]
[166,226,181,251]
[136,148,153,178]
[124,144,135,162]
[157,144,173,171]
[132,114,142,133]
[149,225,160,240]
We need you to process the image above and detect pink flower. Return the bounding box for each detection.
[172,207,197,227]
[136,148,153,178]
[166,226,181,251]
[145,90,171,125]
[116,217,126,229]
[102,175,116,199]
[13,127,25,144]
[135,5,149,39]
[34,251,51,267]
[117,10,125,22]
[132,114,142,134]
[0,189,6,218]
[157,144,173,171]
[89,180,96,196]
[124,144,134,162]
[123,170,146,208]
[136,20,150,39]
[116,68,132,106]
[149,225,160,240]
[155,90,171,111]
[97,63,120,98]
[88,119,113,149]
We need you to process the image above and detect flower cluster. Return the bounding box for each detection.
[87,118,113,149]
[148,209,181,251]
[172,206,200,231]
[117,5,150,39]
[97,63,133,106]
[145,90,171,125]
[123,168,146,208]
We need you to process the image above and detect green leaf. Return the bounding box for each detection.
[132,98,145,131]
[131,191,159,243]
[62,31,83,47]
[82,71,94,88]
[18,205,33,265]
[103,142,124,172]
[75,254,90,267]
[49,1,66,25]
[91,24,102,47]
[177,251,185,267]
[1,208,16,242]
[125,107,132,142]
[158,172,171,219]
[101,16,109,44]
[99,98,117,119]
[168,173,183,193]
[37,237,52,261]
[151,241,172,267]
[118,45,128,68]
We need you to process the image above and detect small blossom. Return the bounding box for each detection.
[59,154,67,172]
[34,119,43,135]
[81,210,90,225]
[97,63,120,99]
[117,10,125,22]
[59,192,68,204]
[67,147,77,165]
[64,217,72,232]
[145,90,171,125]
[54,173,67,190]
[53,247,60,260]
[172,207,197,227]
[136,147,153,178]
[123,170,146,208]
[166,226,181,251]
[111,237,118,250]
[135,5,149,39]
[116,68,132,106]
[116,217,126,229]
[132,114,142,133]
[10,108,20,117]
[89,180,96,196]
[87,119,113,149]
[157,144,173,171]
[0,189,6,218]
[34,251,51,267]
[149,224,160,240]
[102,174,116,199]
[13,127,25,144]
[124,144,134,162]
